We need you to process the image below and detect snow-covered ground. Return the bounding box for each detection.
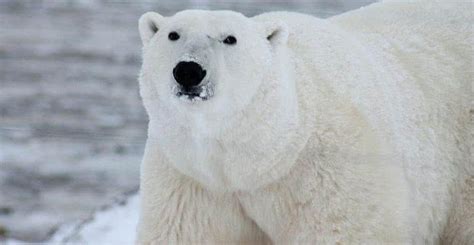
[50,194,140,244]
[0,0,375,243]
[5,193,139,244]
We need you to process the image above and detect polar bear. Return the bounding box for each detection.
[136,1,473,244]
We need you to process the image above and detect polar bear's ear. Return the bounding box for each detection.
[139,12,164,45]
[262,21,288,47]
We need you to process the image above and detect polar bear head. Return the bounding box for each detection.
[139,10,299,191]
[139,10,289,114]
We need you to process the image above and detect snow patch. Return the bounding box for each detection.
[49,194,139,244]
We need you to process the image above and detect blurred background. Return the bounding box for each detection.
[0,0,376,243]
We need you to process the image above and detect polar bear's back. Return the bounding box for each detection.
[332,1,472,42]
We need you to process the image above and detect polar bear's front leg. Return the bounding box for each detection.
[136,141,268,245]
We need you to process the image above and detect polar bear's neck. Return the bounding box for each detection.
[212,57,303,191]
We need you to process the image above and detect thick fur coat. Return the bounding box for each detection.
[136,1,473,244]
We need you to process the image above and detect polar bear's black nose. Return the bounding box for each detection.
[173,61,207,88]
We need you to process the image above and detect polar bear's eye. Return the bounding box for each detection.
[168,32,180,41]
[223,35,237,45]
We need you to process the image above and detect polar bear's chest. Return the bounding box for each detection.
[153,110,304,191]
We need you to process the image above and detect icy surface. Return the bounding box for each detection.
[50,194,139,244]
[0,0,375,242]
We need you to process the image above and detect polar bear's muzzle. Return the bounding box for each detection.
[172,61,213,101]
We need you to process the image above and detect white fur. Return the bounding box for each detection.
[136,2,473,244]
